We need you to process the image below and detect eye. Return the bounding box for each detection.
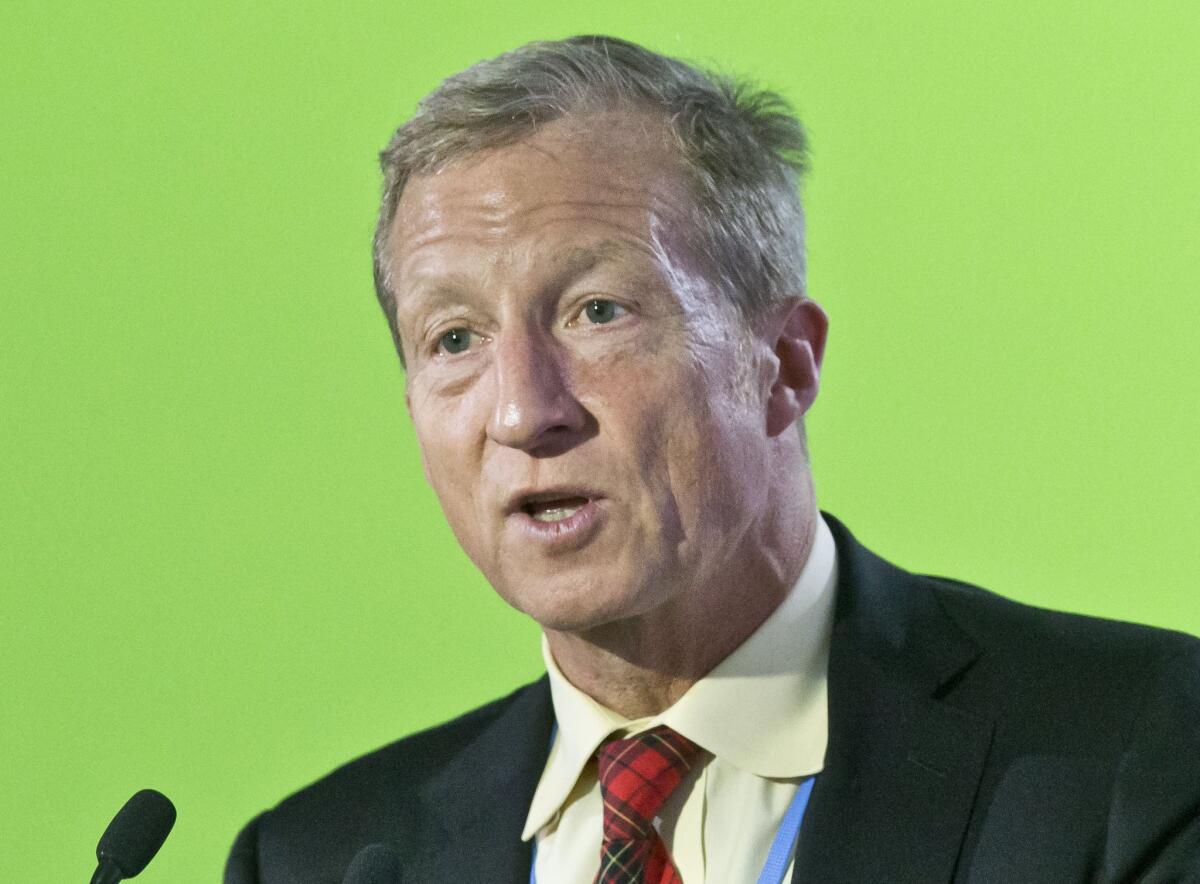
[581,298,626,325]
[436,327,474,355]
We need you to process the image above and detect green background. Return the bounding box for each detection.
[2,1,1197,880]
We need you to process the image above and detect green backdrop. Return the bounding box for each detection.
[2,1,1197,880]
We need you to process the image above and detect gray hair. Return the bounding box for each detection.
[372,34,810,363]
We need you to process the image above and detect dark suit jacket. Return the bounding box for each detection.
[225,514,1200,882]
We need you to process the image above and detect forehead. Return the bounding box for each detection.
[387,112,703,287]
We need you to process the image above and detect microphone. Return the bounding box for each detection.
[90,789,176,884]
[342,843,402,884]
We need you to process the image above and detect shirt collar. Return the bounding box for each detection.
[522,513,838,841]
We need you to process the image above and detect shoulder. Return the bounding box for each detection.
[279,677,547,816]
[227,677,550,883]
[916,576,1200,874]
[824,511,1199,717]
[926,571,1199,682]
[826,510,1198,743]
[920,572,1200,749]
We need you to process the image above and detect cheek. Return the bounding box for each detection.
[590,360,718,516]
[413,404,479,513]
[654,372,768,528]
[578,352,680,450]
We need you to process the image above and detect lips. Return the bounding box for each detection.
[523,496,590,522]
[504,487,607,548]
[504,486,604,516]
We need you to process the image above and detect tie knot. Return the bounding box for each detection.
[596,725,702,842]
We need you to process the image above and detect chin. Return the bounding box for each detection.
[498,571,650,634]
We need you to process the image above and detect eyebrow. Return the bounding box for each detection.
[404,238,649,314]
[545,239,639,291]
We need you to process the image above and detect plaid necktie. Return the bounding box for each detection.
[594,725,703,884]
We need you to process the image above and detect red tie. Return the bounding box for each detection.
[594,726,703,884]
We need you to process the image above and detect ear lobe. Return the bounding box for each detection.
[765,298,829,438]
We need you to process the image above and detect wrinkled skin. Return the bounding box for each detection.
[387,111,827,712]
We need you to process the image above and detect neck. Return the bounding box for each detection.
[545,482,819,719]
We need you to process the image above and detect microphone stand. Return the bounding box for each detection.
[90,858,124,884]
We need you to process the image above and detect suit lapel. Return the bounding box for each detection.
[410,676,554,883]
[794,515,995,883]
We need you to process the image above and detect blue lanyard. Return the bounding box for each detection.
[754,774,813,884]
[528,771,815,884]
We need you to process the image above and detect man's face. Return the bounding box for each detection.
[389,112,786,633]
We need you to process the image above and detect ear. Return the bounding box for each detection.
[765,297,829,438]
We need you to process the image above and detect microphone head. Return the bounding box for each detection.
[96,789,176,877]
[342,843,402,884]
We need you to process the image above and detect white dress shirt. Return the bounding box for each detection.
[522,514,838,882]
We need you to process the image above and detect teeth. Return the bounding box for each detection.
[531,503,584,522]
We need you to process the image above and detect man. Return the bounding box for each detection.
[226,35,1200,883]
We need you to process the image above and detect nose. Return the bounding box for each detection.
[486,326,588,454]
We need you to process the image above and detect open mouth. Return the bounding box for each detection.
[521,496,591,523]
